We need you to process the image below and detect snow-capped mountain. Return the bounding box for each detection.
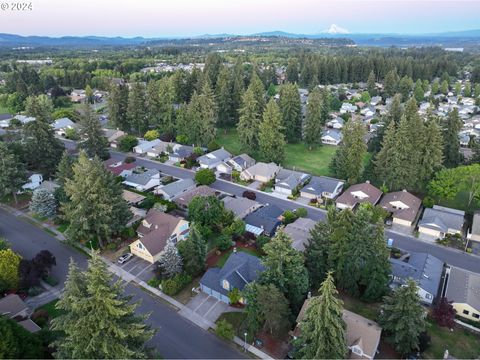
[322,24,350,34]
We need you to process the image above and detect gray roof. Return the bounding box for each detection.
[124,169,159,186]
[0,294,29,318]
[322,129,343,142]
[222,196,262,219]
[390,252,443,296]
[419,205,465,233]
[275,169,310,191]
[229,154,255,170]
[445,267,480,311]
[301,176,344,196]
[52,117,75,130]
[0,113,13,121]
[198,148,231,166]
[134,139,162,152]
[200,252,265,296]
[171,145,194,159]
[157,178,195,198]
[244,204,283,236]
[243,162,280,178]
[283,218,317,251]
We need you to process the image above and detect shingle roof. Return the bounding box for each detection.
[419,205,465,233]
[52,117,75,130]
[0,294,29,318]
[470,211,480,237]
[301,176,344,196]
[157,178,195,198]
[229,154,255,170]
[174,185,217,207]
[244,205,283,236]
[336,182,382,208]
[243,162,280,178]
[379,190,421,223]
[445,267,480,312]
[275,169,310,191]
[222,196,262,219]
[124,169,159,186]
[198,148,231,165]
[283,218,316,251]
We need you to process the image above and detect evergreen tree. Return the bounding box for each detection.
[379,279,426,355]
[286,58,299,83]
[464,81,472,97]
[231,60,245,123]
[256,284,291,335]
[304,88,323,149]
[51,256,154,359]
[414,79,425,102]
[30,188,57,218]
[204,53,223,89]
[295,272,347,359]
[61,152,131,248]
[398,76,413,100]
[23,119,64,177]
[261,231,309,312]
[145,80,162,129]
[0,316,43,359]
[157,242,183,278]
[330,120,367,184]
[185,82,217,146]
[304,221,331,289]
[384,69,399,98]
[258,99,286,163]
[443,108,463,168]
[177,225,206,276]
[431,79,440,95]
[0,142,26,203]
[279,83,302,142]
[440,79,449,95]
[237,87,261,151]
[215,66,234,127]
[249,71,266,113]
[157,77,176,135]
[418,115,443,186]
[108,84,129,131]
[127,82,148,135]
[24,94,53,123]
[367,70,376,96]
[78,103,109,160]
[387,94,403,125]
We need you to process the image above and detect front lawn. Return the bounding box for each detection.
[217,128,339,177]
[36,299,65,319]
[217,312,252,342]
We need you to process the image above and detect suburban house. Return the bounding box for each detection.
[293,298,382,359]
[122,189,146,205]
[273,169,311,197]
[197,148,232,169]
[240,162,281,183]
[154,178,196,201]
[326,117,344,129]
[130,210,189,263]
[199,251,265,304]
[21,173,43,191]
[467,211,480,243]
[300,176,345,202]
[0,294,41,333]
[283,218,316,251]
[227,154,256,172]
[169,145,195,163]
[336,182,383,210]
[69,89,87,103]
[389,252,444,305]
[133,139,162,154]
[244,204,283,236]
[222,196,262,220]
[123,169,161,191]
[146,141,172,158]
[379,190,422,227]
[418,205,465,240]
[52,117,77,136]
[14,115,36,125]
[340,102,358,114]
[0,113,13,128]
[103,159,136,178]
[103,129,126,148]
[321,129,343,146]
[174,185,218,209]
[445,267,480,322]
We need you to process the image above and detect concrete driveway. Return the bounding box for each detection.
[184,292,236,323]
[119,255,156,282]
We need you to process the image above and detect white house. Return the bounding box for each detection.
[123,169,161,191]
[21,174,43,191]
[321,129,343,145]
[133,139,162,154]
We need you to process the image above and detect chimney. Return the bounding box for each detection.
[366,180,370,184]
[233,247,237,253]
[307,291,312,299]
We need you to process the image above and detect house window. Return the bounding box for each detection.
[472,313,480,319]
[426,293,433,300]
[352,347,362,356]
[222,280,230,291]
[137,243,144,250]
[463,309,470,315]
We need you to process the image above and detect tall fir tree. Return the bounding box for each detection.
[108,84,129,131]
[258,99,286,164]
[61,152,131,248]
[51,256,154,359]
[127,82,148,135]
[145,80,163,129]
[237,87,261,151]
[78,103,109,160]
[330,120,367,184]
[367,70,377,96]
[25,94,53,123]
[0,142,26,203]
[177,224,206,277]
[157,77,176,135]
[286,58,299,83]
[384,69,399,98]
[295,272,347,359]
[279,83,302,142]
[30,188,57,218]
[215,66,234,127]
[418,115,444,187]
[231,60,245,123]
[304,220,331,290]
[304,88,324,149]
[379,279,426,355]
[185,82,217,146]
[443,108,464,168]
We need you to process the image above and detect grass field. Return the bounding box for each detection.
[216,128,337,177]
[0,105,12,114]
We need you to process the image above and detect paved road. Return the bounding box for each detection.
[0,208,244,359]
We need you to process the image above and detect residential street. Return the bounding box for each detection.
[0,208,245,359]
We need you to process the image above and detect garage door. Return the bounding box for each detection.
[211,290,221,301]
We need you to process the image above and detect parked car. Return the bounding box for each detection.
[117,253,133,264]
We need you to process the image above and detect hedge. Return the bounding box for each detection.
[161,273,192,296]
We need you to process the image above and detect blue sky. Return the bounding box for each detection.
[0,0,479,37]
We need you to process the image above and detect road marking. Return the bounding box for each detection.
[193,295,211,312]
[203,299,221,318]
[136,262,155,277]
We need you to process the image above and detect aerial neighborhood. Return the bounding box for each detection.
[1,10,480,360]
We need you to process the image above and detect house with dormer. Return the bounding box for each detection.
[197,148,232,169]
[379,190,421,227]
[199,251,265,303]
[336,182,382,210]
[130,209,189,263]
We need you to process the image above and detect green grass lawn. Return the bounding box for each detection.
[56,222,69,233]
[217,312,253,342]
[0,105,13,114]
[217,128,338,177]
[215,247,261,268]
[37,299,65,319]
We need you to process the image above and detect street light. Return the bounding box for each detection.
[244,332,247,352]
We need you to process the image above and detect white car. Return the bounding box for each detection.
[117,253,133,264]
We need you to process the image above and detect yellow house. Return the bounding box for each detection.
[445,266,480,322]
[130,210,189,264]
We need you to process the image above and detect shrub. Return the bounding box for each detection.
[118,135,138,152]
[31,309,49,327]
[105,243,118,251]
[242,191,256,200]
[147,277,162,288]
[144,130,160,141]
[216,234,233,251]
[228,288,242,304]
[422,196,435,208]
[124,156,136,164]
[256,235,271,251]
[193,147,204,156]
[159,132,174,142]
[176,134,188,144]
[195,168,216,185]
[161,273,192,296]
[295,207,307,218]
[216,319,235,340]
[207,141,220,152]
[282,210,298,225]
